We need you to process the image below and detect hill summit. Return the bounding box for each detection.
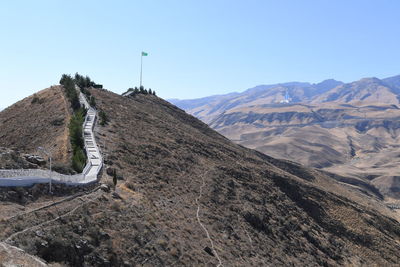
[0,84,399,266]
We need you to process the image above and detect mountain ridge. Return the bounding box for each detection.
[170,75,400,112]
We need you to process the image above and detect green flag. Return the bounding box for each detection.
[142,51,148,56]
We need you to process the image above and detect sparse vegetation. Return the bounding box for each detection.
[2,86,400,267]
[50,118,64,126]
[31,94,44,104]
[124,86,156,96]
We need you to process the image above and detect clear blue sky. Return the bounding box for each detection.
[1,0,400,108]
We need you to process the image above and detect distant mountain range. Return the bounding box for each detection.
[169,74,400,200]
[169,75,400,123]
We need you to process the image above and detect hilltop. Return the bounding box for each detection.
[0,86,399,266]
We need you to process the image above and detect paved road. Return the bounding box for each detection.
[0,89,103,187]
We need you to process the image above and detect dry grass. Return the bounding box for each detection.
[0,86,72,165]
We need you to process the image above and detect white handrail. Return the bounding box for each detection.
[0,87,104,187]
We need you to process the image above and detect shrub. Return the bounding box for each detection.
[51,118,64,126]
[99,110,109,126]
[31,94,41,104]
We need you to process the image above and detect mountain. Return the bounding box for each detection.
[210,102,400,199]
[0,86,399,265]
[169,79,343,123]
[171,75,400,200]
[312,77,399,104]
[383,74,400,93]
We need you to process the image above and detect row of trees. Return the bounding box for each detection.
[125,86,156,96]
[74,73,95,89]
[60,73,92,172]
[60,74,81,111]
[59,72,108,172]
[69,108,87,172]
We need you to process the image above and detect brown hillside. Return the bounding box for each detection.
[210,103,400,201]
[312,78,399,105]
[0,86,72,165]
[0,88,399,266]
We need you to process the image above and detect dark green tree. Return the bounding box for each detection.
[60,74,80,111]
[69,109,85,149]
[89,96,96,108]
[72,147,86,172]
[84,76,92,87]
[113,169,117,188]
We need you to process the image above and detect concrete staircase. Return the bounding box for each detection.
[0,88,103,187]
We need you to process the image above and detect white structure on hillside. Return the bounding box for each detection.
[279,89,291,104]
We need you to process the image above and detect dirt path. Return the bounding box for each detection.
[1,188,102,243]
[195,168,223,267]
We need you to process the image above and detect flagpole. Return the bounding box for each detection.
[140,53,143,89]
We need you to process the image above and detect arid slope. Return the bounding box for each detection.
[0,89,399,266]
[0,86,72,165]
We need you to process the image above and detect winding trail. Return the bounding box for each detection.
[195,169,223,267]
[4,189,102,244]
[0,242,48,266]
